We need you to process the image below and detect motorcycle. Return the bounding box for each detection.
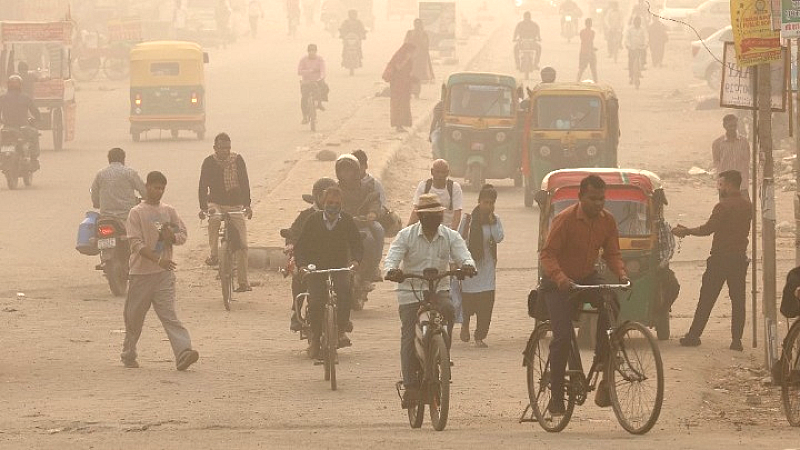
[0,126,37,190]
[561,15,576,42]
[341,33,363,76]
[518,38,539,80]
[95,217,130,296]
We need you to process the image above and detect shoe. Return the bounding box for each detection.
[401,387,419,409]
[395,126,406,132]
[730,339,744,351]
[371,268,383,283]
[176,349,199,371]
[205,256,218,266]
[679,335,702,347]
[301,117,309,124]
[31,159,40,171]
[122,359,139,369]
[307,340,321,360]
[474,339,488,348]
[344,320,354,333]
[460,324,470,342]
[234,284,252,292]
[547,398,565,415]
[595,379,611,408]
[317,103,326,111]
[290,313,302,332]
[338,331,352,348]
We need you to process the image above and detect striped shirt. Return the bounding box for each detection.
[90,162,147,220]
[712,133,750,187]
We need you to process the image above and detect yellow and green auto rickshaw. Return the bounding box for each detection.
[534,168,675,341]
[129,41,208,141]
[522,82,619,207]
[439,72,522,189]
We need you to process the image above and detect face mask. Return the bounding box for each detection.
[325,205,341,216]
[420,213,443,229]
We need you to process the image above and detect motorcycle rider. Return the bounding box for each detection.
[0,74,41,170]
[91,147,146,220]
[339,9,367,68]
[559,0,583,36]
[513,11,541,71]
[352,149,386,281]
[335,154,382,291]
[295,186,363,357]
[297,43,328,124]
[285,177,338,331]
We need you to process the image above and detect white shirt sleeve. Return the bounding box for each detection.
[451,181,464,211]
[412,181,425,206]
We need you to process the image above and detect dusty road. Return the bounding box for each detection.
[1,1,800,448]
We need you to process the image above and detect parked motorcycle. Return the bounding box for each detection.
[0,126,37,190]
[96,217,130,296]
[341,33,363,76]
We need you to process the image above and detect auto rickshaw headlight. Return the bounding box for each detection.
[586,145,598,157]
[451,130,463,141]
[134,94,142,107]
[539,145,551,157]
[626,259,641,275]
[495,131,506,143]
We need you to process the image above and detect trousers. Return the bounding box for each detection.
[462,290,495,340]
[687,253,749,341]
[307,271,351,337]
[399,292,455,388]
[207,203,249,286]
[121,271,193,364]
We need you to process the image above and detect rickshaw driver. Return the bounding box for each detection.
[0,75,41,168]
[539,174,629,415]
[298,43,327,124]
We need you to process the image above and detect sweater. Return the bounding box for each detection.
[294,211,364,269]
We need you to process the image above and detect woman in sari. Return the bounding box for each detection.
[383,42,416,132]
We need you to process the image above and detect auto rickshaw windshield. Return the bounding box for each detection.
[536,95,603,130]
[550,195,651,237]
[448,83,514,117]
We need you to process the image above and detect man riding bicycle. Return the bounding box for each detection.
[384,193,476,408]
[295,186,363,358]
[297,43,328,124]
[539,175,629,415]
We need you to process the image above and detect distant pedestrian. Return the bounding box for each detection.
[672,170,751,351]
[248,0,264,37]
[648,19,668,67]
[215,0,233,47]
[458,184,504,347]
[383,42,416,132]
[712,114,750,200]
[408,159,463,230]
[121,171,199,371]
[577,18,597,81]
[404,18,434,98]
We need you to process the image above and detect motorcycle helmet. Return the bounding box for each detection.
[334,154,360,181]
[303,177,337,205]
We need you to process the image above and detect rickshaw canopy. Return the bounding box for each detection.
[130,41,206,87]
[540,168,662,193]
[443,72,518,124]
[530,81,617,98]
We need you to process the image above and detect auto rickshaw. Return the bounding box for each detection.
[522,82,619,207]
[438,72,522,189]
[129,41,208,141]
[533,169,673,341]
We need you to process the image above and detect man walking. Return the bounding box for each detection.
[576,18,597,81]
[712,114,750,200]
[408,159,463,230]
[198,132,253,292]
[121,171,199,371]
[672,170,751,351]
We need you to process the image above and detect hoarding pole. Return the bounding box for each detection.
[795,39,800,267]
[752,80,759,349]
[758,62,778,370]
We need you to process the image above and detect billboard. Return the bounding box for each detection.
[720,41,787,111]
[731,0,782,67]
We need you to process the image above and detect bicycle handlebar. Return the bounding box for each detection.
[304,264,354,275]
[389,268,474,283]
[571,281,631,291]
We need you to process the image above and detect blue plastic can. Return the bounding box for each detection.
[76,211,100,255]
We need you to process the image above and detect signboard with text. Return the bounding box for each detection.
[781,0,800,37]
[721,41,787,111]
[731,0,782,66]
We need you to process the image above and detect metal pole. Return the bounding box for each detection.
[795,38,800,267]
[752,99,759,349]
[758,62,777,370]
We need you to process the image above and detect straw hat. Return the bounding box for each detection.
[415,193,446,212]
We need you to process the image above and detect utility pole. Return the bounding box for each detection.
[795,39,800,267]
[758,61,778,370]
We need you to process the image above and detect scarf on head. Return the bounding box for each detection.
[214,152,240,193]
[466,205,497,263]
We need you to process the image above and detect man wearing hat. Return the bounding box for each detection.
[384,193,476,408]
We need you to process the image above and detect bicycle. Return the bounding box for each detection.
[206,210,246,311]
[388,267,474,431]
[301,81,320,132]
[522,281,664,434]
[303,264,353,391]
[779,317,800,426]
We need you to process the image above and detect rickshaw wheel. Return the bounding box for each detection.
[171,129,179,139]
[514,173,523,188]
[196,131,205,140]
[132,132,141,142]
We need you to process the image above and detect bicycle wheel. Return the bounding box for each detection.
[325,303,338,390]
[607,321,664,434]
[428,334,450,431]
[220,241,233,311]
[781,321,800,427]
[407,365,425,428]
[309,98,317,132]
[525,322,574,432]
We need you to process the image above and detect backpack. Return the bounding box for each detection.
[424,178,454,210]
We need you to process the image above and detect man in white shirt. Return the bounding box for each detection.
[408,159,463,229]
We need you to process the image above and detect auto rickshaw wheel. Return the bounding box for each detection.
[196,131,205,140]
[132,132,141,142]
[22,171,33,187]
[514,173,523,188]
[171,129,179,139]
[467,164,485,190]
[52,108,64,151]
[5,171,18,190]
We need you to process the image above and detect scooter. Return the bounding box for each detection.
[95,217,130,296]
[341,33,363,76]
[0,126,37,190]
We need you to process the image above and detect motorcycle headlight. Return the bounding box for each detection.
[565,16,572,21]
[586,145,598,157]
[539,145,551,157]
[451,130,463,141]
[495,131,507,143]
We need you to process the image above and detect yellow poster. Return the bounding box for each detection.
[731,0,782,66]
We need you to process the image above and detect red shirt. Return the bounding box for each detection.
[541,203,626,284]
